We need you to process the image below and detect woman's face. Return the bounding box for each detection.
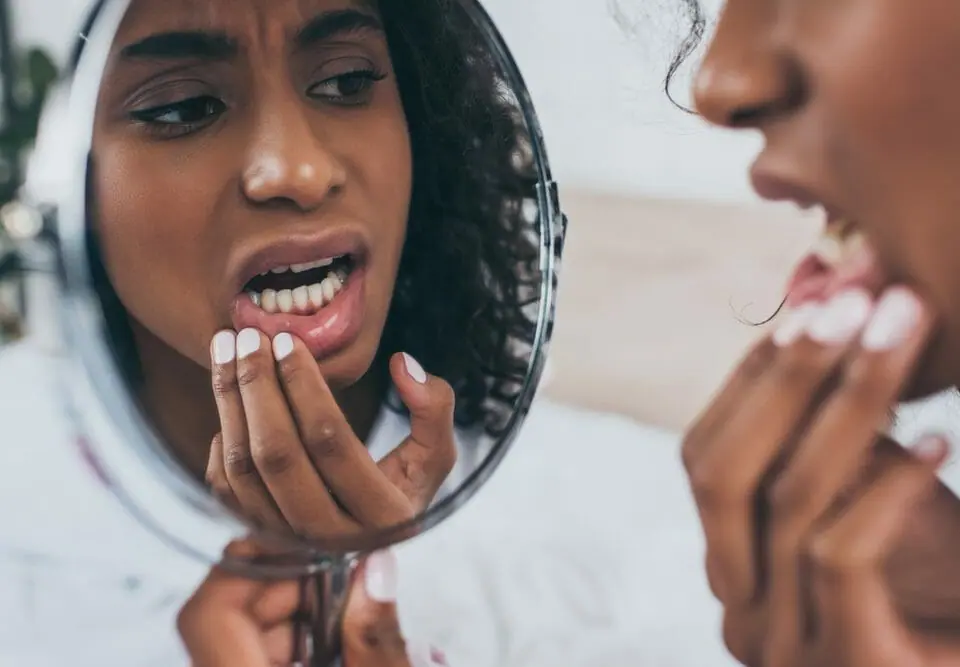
[693,0,960,398]
[92,0,412,387]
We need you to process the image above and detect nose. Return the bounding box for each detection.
[241,106,347,211]
[692,3,803,129]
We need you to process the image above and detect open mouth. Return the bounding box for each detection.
[243,254,357,315]
[785,213,885,307]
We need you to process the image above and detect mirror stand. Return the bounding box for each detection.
[291,555,353,667]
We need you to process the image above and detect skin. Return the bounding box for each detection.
[685,1,960,665]
[91,0,413,474]
[178,542,446,667]
[82,0,456,543]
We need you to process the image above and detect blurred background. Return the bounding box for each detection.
[4,0,819,432]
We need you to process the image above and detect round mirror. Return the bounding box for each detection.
[9,0,565,579]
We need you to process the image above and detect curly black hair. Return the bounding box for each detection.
[72,0,543,438]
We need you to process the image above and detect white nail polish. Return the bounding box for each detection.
[365,550,398,603]
[909,435,949,463]
[806,289,874,344]
[236,328,261,359]
[406,640,449,667]
[272,333,294,360]
[403,353,427,384]
[861,288,923,351]
[772,303,820,347]
[212,331,236,364]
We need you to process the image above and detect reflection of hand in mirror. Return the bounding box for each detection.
[84,0,541,544]
[206,330,456,537]
[179,541,446,666]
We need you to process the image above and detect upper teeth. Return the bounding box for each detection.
[263,257,338,276]
[814,220,864,267]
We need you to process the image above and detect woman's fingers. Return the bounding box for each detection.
[378,353,458,511]
[225,328,351,536]
[272,333,411,527]
[685,299,855,606]
[806,436,948,666]
[764,288,935,664]
[210,331,285,528]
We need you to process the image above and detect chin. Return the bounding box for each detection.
[315,335,382,391]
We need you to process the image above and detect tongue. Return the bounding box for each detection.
[784,236,885,308]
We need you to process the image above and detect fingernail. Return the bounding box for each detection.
[236,328,261,360]
[403,352,427,384]
[806,289,873,344]
[272,333,294,360]
[861,288,924,351]
[407,640,449,667]
[909,435,949,463]
[211,330,236,364]
[364,549,398,603]
[772,302,820,347]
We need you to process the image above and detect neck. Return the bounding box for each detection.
[130,322,387,481]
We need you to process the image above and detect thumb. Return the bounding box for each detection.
[343,550,450,667]
[342,550,409,666]
[380,353,458,507]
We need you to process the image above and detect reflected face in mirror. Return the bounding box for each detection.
[78,0,544,540]
[93,0,411,389]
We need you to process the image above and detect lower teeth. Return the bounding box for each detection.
[248,270,347,315]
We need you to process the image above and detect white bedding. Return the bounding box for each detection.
[395,398,735,667]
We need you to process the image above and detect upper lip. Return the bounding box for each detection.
[228,227,370,295]
[750,164,847,225]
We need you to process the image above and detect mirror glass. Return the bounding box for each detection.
[36,0,563,559]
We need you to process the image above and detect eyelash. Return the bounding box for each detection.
[129,68,388,139]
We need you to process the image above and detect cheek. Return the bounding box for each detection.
[818,12,960,294]
[93,147,219,360]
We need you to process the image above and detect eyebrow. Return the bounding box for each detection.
[118,9,383,63]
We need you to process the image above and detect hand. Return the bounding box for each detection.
[206,328,457,537]
[178,542,450,667]
[682,286,960,666]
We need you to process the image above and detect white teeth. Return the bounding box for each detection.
[270,265,290,274]
[261,289,278,314]
[813,234,844,266]
[247,269,348,315]
[814,220,866,268]
[290,257,335,273]
[308,283,325,308]
[321,277,336,303]
[277,289,294,314]
[292,285,310,310]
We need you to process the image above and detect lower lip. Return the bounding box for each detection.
[785,249,885,308]
[231,267,367,359]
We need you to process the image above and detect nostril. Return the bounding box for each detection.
[728,104,768,128]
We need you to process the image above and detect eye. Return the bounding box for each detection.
[307,69,387,105]
[129,95,227,137]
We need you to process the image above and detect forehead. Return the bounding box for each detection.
[113,0,380,45]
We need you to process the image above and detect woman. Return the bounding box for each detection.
[84,0,540,536]
[0,0,539,663]
[667,0,960,664]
